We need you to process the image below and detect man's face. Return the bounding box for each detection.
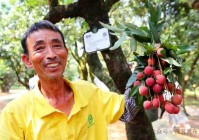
[22,29,68,80]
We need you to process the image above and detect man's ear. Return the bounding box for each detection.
[21,54,33,69]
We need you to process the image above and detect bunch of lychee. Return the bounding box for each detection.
[132,47,183,114]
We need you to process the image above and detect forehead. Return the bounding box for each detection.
[27,29,62,43]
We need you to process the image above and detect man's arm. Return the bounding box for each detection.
[0,108,24,139]
[120,88,140,122]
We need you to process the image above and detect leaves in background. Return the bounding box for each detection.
[176,45,196,55]
[110,33,127,50]
[126,73,137,88]
[161,57,182,67]
[100,22,124,33]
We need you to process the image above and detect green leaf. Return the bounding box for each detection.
[133,35,151,43]
[162,42,178,52]
[137,94,144,106]
[109,33,127,50]
[133,27,151,43]
[176,45,196,55]
[134,55,148,66]
[134,66,145,73]
[100,22,124,33]
[157,21,165,32]
[169,50,177,59]
[161,57,182,67]
[129,86,139,97]
[156,4,162,24]
[115,21,126,29]
[173,68,183,84]
[143,44,154,55]
[163,67,173,75]
[148,2,162,24]
[126,73,137,88]
[124,23,138,29]
[160,49,167,57]
[129,37,137,51]
[125,28,148,37]
[148,2,156,22]
[149,21,160,43]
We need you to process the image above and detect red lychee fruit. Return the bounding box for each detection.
[144,66,154,77]
[147,58,156,66]
[153,70,161,77]
[155,74,166,85]
[152,97,160,108]
[143,100,152,110]
[164,102,175,114]
[153,84,163,93]
[157,48,165,57]
[173,105,180,114]
[139,85,148,96]
[175,89,182,95]
[133,80,141,87]
[157,94,164,103]
[163,100,170,108]
[167,82,175,92]
[145,77,155,87]
[161,60,167,67]
[136,72,145,80]
[171,94,182,105]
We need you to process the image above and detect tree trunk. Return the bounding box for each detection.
[0,72,14,93]
[181,52,199,115]
[87,53,120,92]
[126,109,156,140]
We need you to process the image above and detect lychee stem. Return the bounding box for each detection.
[157,56,163,74]
[169,66,176,96]
[148,87,153,101]
[157,94,161,108]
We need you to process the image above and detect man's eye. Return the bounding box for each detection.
[54,44,62,48]
[35,46,45,51]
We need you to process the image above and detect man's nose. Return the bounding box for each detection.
[46,46,56,59]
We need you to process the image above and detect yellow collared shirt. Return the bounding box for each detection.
[0,79,124,140]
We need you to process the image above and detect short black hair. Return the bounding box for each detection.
[21,20,66,55]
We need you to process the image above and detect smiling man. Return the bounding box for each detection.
[0,20,139,140]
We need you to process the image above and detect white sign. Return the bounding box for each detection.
[83,28,111,53]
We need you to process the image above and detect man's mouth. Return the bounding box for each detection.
[46,63,59,68]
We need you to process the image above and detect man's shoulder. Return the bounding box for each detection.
[72,79,96,88]
[1,90,34,113]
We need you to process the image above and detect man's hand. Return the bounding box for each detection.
[120,88,140,122]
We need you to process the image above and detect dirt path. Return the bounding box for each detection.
[1,90,199,140]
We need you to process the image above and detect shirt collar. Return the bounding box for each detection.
[33,78,89,119]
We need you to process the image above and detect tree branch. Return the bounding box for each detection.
[44,2,79,24]
[48,0,58,10]
[105,0,120,11]
[192,0,199,10]
[182,51,199,115]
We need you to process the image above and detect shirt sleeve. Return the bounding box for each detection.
[119,88,140,122]
[92,86,125,124]
[0,107,24,140]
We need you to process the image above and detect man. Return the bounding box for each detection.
[0,20,138,140]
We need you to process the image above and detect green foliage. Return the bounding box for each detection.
[0,1,48,88]
[103,0,198,109]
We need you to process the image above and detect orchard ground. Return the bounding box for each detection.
[0,89,199,140]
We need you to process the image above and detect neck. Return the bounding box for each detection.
[38,77,74,115]
[39,77,69,99]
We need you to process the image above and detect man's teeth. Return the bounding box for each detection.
[47,63,59,67]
